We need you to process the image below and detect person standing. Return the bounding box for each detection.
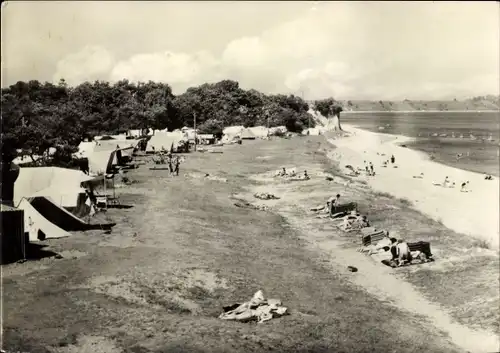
[168,154,173,174]
[390,155,395,164]
[329,194,341,216]
[174,156,180,176]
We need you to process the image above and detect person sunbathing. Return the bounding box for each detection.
[413,172,424,179]
[357,215,370,228]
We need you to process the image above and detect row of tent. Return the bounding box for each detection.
[3,134,143,262]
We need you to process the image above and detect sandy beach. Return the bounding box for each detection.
[328,124,500,250]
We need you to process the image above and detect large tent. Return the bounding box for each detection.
[222,126,244,143]
[19,198,71,241]
[87,150,119,175]
[146,131,187,153]
[14,167,96,208]
[18,196,115,241]
[248,126,269,138]
[241,128,257,140]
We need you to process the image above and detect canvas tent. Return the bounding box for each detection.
[18,196,115,241]
[14,167,96,208]
[87,150,119,175]
[222,126,244,143]
[19,198,71,241]
[248,126,269,138]
[241,128,257,140]
[27,196,114,231]
[146,131,187,153]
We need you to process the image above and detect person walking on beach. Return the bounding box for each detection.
[369,162,374,175]
[390,155,395,164]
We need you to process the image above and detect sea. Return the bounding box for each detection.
[343,111,500,177]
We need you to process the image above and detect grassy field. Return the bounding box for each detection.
[2,136,497,353]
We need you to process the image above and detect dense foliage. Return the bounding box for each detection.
[1,79,344,163]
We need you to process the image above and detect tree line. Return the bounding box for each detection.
[1,79,343,164]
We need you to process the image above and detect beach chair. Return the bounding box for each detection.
[408,241,433,259]
[330,202,358,218]
[361,229,387,246]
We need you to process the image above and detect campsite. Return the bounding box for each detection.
[1,2,499,348]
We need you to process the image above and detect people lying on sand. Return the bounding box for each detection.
[413,172,424,179]
[485,175,493,180]
[355,215,370,228]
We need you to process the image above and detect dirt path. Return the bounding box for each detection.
[243,166,499,353]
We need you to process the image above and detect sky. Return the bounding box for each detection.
[1,1,499,100]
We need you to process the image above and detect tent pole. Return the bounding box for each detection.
[193,111,197,152]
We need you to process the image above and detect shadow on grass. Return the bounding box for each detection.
[106,204,134,209]
[2,243,60,265]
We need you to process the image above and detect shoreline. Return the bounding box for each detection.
[343,110,500,113]
[326,124,500,250]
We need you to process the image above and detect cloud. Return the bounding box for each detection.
[109,50,222,93]
[47,2,499,100]
[52,46,116,86]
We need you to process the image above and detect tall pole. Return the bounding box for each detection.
[193,111,197,152]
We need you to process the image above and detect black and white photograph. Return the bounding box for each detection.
[1,1,499,353]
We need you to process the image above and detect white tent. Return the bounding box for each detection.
[18,198,71,241]
[241,128,257,140]
[87,150,118,175]
[222,126,244,143]
[248,126,269,138]
[14,167,95,208]
[146,131,187,153]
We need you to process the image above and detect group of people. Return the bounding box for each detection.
[388,237,414,267]
[363,161,375,176]
[338,211,370,231]
[440,176,470,192]
[276,167,310,180]
[153,151,181,176]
